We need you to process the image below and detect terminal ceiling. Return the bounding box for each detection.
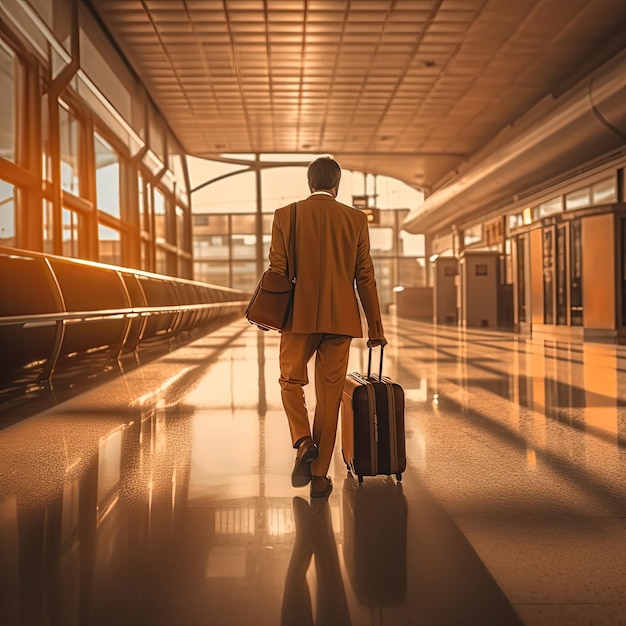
[88,0,625,194]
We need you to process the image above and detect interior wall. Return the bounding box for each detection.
[529,228,544,325]
[582,213,616,330]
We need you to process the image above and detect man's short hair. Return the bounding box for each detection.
[307,157,341,191]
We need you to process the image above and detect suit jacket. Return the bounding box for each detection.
[268,193,384,339]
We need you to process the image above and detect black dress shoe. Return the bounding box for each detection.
[310,476,333,498]
[291,438,318,487]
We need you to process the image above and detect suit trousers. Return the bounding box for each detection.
[279,332,352,478]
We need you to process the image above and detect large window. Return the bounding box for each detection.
[60,102,80,195]
[0,42,16,163]
[231,234,258,260]
[62,208,79,258]
[543,228,554,324]
[556,225,567,325]
[464,224,483,247]
[193,212,268,289]
[176,206,185,249]
[138,173,146,230]
[591,177,617,205]
[141,240,150,271]
[397,258,426,289]
[99,224,121,266]
[43,199,54,253]
[192,170,257,214]
[156,247,169,275]
[373,259,394,310]
[139,174,151,270]
[534,196,562,221]
[231,261,257,291]
[197,261,231,287]
[516,235,527,324]
[189,160,426,305]
[0,13,192,277]
[399,229,424,257]
[154,187,167,242]
[95,133,121,218]
[231,214,258,262]
[0,180,16,247]
[369,228,394,256]
[195,235,229,260]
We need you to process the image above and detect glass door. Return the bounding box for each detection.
[555,224,568,325]
[543,227,554,324]
[515,235,527,323]
[570,220,583,326]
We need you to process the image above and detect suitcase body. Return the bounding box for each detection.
[341,349,406,482]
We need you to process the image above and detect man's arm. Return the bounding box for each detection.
[355,216,387,346]
[268,209,288,277]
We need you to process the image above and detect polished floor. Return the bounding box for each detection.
[2,316,626,626]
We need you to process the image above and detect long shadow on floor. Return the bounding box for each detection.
[341,474,523,626]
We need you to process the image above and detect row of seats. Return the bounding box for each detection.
[0,247,249,404]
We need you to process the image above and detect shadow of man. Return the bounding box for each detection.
[281,497,351,626]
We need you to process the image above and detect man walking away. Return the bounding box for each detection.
[268,157,386,499]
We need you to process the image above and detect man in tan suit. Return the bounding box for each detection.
[269,157,386,498]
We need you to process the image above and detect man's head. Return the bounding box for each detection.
[307,157,341,195]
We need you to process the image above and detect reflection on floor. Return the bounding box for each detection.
[2,317,626,625]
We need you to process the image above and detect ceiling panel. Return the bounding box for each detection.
[88,0,626,190]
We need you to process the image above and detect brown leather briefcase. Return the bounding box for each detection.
[245,202,296,331]
[245,269,295,331]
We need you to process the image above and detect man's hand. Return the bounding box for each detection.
[367,337,388,348]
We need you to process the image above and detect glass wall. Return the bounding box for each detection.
[62,208,79,258]
[0,5,192,278]
[176,206,185,250]
[515,235,527,324]
[192,170,257,214]
[0,181,16,247]
[95,133,120,218]
[155,247,168,275]
[60,103,80,195]
[514,218,588,331]
[510,173,620,225]
[556,225,567,325]
[187,155,424,302]
[0,42,16,163]
[543,228,554,325]
[0,43,18,250]
[43,200,54,253]
[98,223,121,266]
[154,187,167,242]
[193,212,269,290]
[190,159,425,306]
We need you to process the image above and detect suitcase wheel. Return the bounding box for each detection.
[396,473,403,481]
[358,475,363,484]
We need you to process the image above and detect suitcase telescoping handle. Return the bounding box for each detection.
[367,345,384,381]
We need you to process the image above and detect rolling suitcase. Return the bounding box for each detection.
[341,347,406,482]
